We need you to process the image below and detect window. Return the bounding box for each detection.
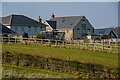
[83,29,86,33]
[77,28,80,34]
[87,29,90,34]
[21,26,24,31]
[82,20,85,28]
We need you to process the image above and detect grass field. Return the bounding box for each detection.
[2,63,80,78]
[2,43,118,69]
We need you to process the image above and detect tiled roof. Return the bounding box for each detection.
[94,28,119,37]
[50,16,84,29]
[0,14,47,27]
[46,20,56,29]
[0,23,17,34]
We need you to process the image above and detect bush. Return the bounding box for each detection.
[36,33,45,39]
[22,32,28,38]
[100,34,108,39]
[2,33,8,37]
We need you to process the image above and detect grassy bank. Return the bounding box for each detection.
[2,43,118,69]
[2,63,79,78]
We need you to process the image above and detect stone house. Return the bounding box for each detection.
[0,14,47,36]
[45,13,94,40]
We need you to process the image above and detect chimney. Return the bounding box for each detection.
[37,16,42,23]
[51,13,55,19]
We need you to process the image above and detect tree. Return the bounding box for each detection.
[100,34,108,39]
[22,32,28,38]
[36,33,45,39]
[2,33,8,37]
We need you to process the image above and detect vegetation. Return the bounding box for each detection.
[22,32,28,38]
[100,34,108,39]
[36,33,45,39]
[2,63,78,78]
[2,43,118,69]
[2,33,8,37]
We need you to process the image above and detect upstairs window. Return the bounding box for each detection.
[77,28,80,34]
[82,20,86,28]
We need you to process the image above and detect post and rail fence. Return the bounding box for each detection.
[0,37,119,54]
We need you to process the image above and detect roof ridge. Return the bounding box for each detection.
[55,16,84,18]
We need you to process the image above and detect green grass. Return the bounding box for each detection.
[2,63,79,78]
[2,43,118,69]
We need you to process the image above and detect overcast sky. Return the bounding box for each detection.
[2,2,118,29]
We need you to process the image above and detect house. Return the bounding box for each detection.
[0,23,17,36]
[94,28,118,39]
[45,13,94,40]
[0,14,47,36]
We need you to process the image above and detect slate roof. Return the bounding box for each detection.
[49,16,84,29]
[94,28,119,37]
[0,14,47,27]
[46,20,56,29]
[0,23,17,34]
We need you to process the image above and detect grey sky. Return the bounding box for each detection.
[2,2,118,29]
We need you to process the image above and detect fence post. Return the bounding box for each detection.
[102,40,104,51]
[35,38,36,43]
[85,41,87,49]
[77,42,79,49]
[63,41,65,46]
[49,40,51,46]
[41,39,43,44]
[115,39,117,47]
[8,37,10,43]
[110,45,112,52]
[70,40,72,48]
[55,40,57,47]
[15,37,17,44]
[93,41,95,51]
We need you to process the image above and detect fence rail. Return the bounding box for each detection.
[0,37,119,53]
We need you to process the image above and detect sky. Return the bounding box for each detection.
[2,2,118,29]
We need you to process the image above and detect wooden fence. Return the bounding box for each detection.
[0,37,119,53]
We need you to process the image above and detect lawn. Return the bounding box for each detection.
[2,43,118,69]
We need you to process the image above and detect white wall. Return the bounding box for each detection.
[11,26,46,35]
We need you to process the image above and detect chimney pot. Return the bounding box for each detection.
[51,13,55,18]
[37,16,42,23]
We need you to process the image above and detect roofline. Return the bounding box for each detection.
[54,16,84,18]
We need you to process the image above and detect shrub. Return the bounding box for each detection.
[22,32,28,38]
[36,33,45,39]
[100,34,108,39]
[2,33,8,37]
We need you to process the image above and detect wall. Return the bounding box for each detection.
[73,17,94,40]
[59,29,73,40]
[11,25,46,35]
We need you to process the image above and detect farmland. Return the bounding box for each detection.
[1,43,119,78]
[2,43,118,68]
